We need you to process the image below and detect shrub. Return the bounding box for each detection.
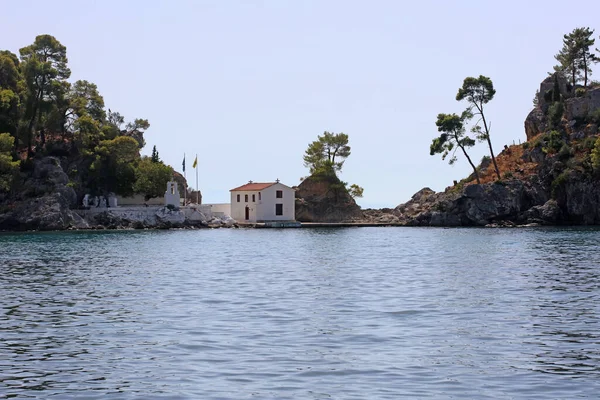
[558,143,574,161]
[547,102,564,129]
[575,87,587,97]
[551,170,571,198]
[589,109,600,124]
[503,171,514,179]
[544,130,565,154]
[592,137,600,170]
[522,141,531,149]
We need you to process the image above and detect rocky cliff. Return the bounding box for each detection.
[295,172,363,222]
[391,73,600,226]
[0,157,88,230]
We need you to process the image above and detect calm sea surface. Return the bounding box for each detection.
[1,227,600,399]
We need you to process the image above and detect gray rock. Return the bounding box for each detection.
[565,87,600,120]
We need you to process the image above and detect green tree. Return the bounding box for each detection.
[0,51,22,140]
[456,75,501,180]
[430,111,480,184]
[0,133,19,193]
[134,156,173,199]
[348,183,364,198]
[124,118,149,149]
[303,131,351,174]
[151,145,160,163]
[555,27,598,87]
[89,136,139,196]
[19,35,71,156]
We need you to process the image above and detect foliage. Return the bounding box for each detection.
[547,101,564,129]
[551,170,571,198]
[151,145,161,163]
[557,143,574,161]
[592,137,600,170]
[554,27,598,87]
[0,51,21,138]
[19,35,71,155]
[303,131,351,174]
[575,87,587,97]
[134,156,173,200]
[89,136,140,196]
[589,108,600,124]
[0,133,19,192]
[544,130,565,154]
[348,183,364,198]
[430,111,480,184]
[456,75,501,180]
[0,35,164,201]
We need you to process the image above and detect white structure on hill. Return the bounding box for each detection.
[230,180,295,222]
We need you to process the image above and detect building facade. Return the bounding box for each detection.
[230,181,295,222]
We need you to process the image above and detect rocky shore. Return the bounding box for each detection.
[0,157,236,231]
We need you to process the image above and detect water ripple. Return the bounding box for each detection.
[1,227,600,399]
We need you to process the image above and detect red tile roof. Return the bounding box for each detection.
[230,182,276,192]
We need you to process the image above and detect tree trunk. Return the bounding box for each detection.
[480,112,501,180]
[459,144,480,184]
[583,53,588,87]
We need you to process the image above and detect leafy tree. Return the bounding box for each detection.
[348,183,364,198]
[555,27,598,87]
[0,133,19,193]
[134,156,173,199]
[303,131,351,174]
[151,145,160,163]
[456,75,501,180]
[19,35,71,156]
[0,51,22,139]
[89,136,139,196]
[124,118,149,148]
[430,111,480,184]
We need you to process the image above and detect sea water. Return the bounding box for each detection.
[1,227,599,399]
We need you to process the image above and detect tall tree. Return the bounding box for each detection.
[430,111,480,185]
[303,131,351,174]
[19,35,71,156]
[0,51,22,140]
[134,156,173,199]
[554,32,579,87]
[151,145,160,163]
[0,133,19,193]
[89,136,139,196]
[555,27,598,87]
[124,118,149,148]
[456,75,501,180]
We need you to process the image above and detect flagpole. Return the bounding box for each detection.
[195,153,199,204]
[183,153,187,206]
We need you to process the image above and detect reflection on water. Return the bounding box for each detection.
[1,227,600,399]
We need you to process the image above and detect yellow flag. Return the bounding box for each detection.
[192,156,198,168]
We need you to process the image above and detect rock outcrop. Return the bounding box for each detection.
[295,173,363,222]
[0,157,87,230]
[392,74,600,227]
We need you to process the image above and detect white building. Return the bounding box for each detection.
[230,180,295,222]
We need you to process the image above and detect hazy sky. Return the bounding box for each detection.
[2,0,600,207]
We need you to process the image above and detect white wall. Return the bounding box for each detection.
[258,183,295,221]
[116,195,166,206]
[230,190,260,222]
[206,203,231,217]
